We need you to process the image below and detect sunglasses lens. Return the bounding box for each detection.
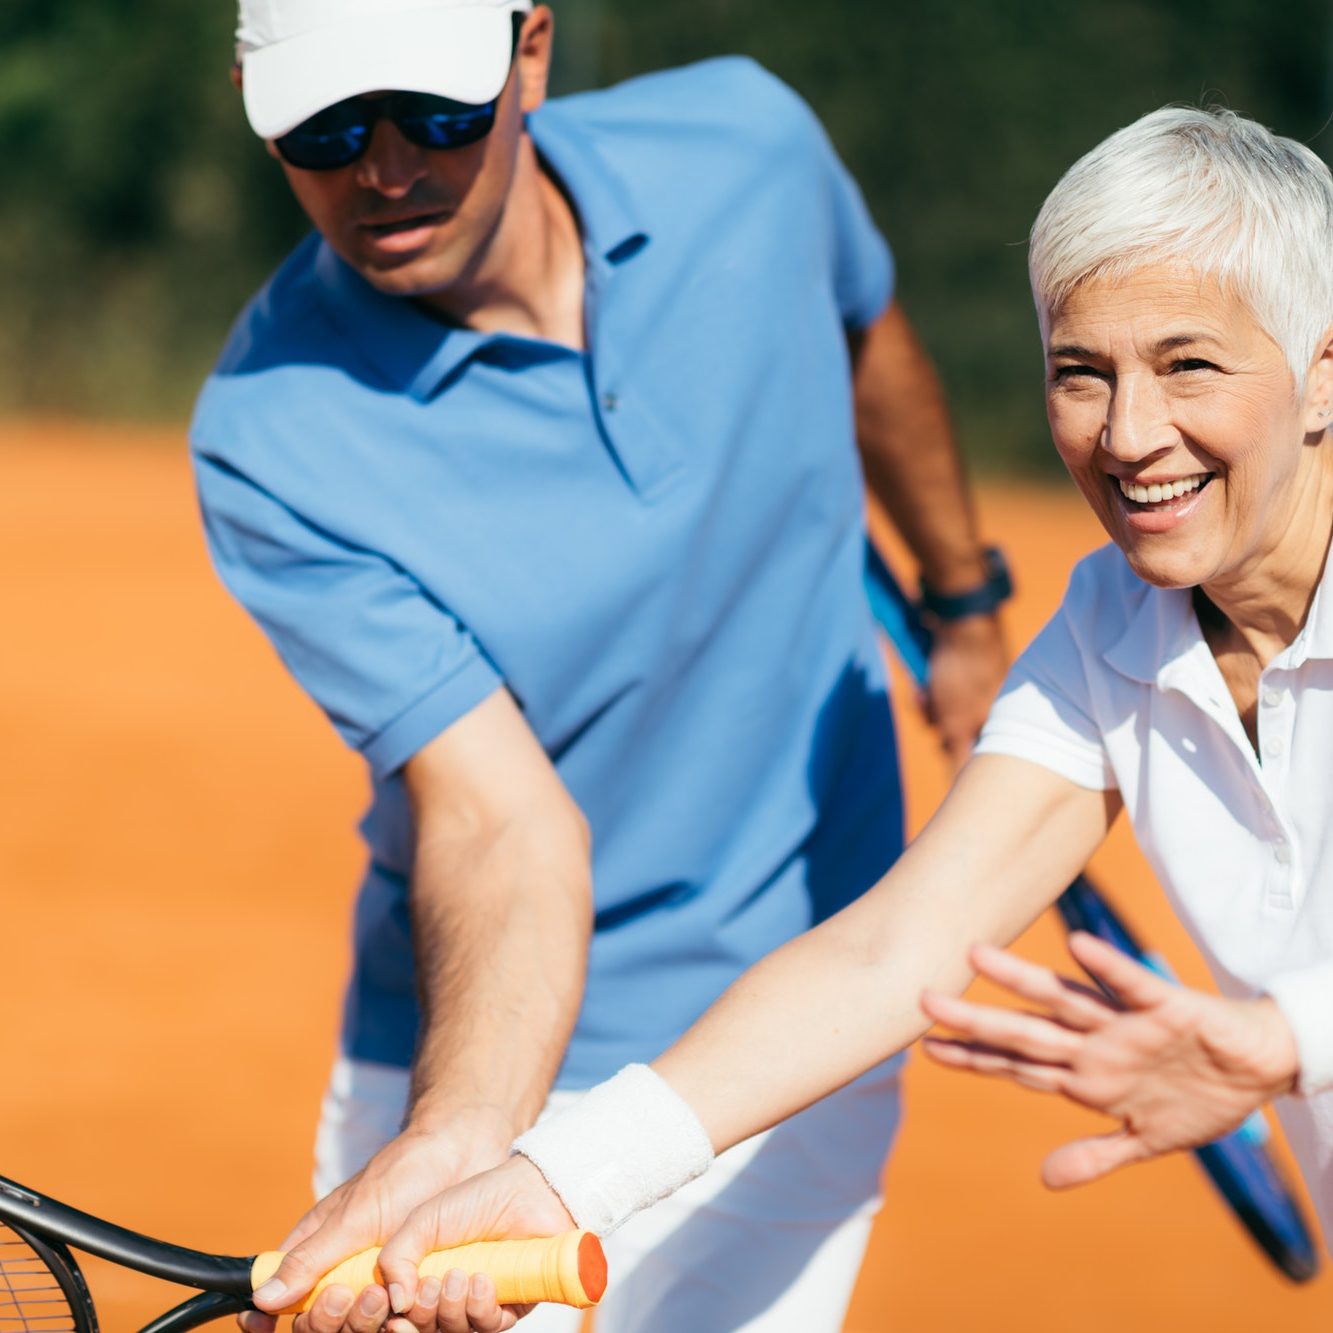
[396,94,497,150]
[276,102,373,171]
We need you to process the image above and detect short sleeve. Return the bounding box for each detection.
[758,62,891,330]
[818,130,895,331]
[975,606,1117,791]
[1265,962,1333,1095]
[194,451,501,777]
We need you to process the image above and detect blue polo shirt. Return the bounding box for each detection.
[191,56,905,1087]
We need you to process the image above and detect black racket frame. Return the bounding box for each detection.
[0,1175,256,1332]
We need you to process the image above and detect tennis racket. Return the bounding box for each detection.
[0,1173,606,1332]
[864,540,1320,1283]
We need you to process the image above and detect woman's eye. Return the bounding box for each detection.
[1052,364,1105,383]
[1170,358,1218,373]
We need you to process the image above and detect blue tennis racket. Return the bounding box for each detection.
[864,541,1319,1283]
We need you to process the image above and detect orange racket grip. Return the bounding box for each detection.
[251,1231,607,1314]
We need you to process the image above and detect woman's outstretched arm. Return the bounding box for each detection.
[349,755,1119,1328]
[653,754,1116,1151]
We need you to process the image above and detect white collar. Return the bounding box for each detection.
[1103,543,1333,689]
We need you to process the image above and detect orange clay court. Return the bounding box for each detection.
[2,420,1331,1332]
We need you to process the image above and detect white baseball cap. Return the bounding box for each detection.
[237,0,534,140]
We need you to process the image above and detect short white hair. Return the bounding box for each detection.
[1029,107,1333,383]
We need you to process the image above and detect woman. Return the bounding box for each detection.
[253,105,1333,1333]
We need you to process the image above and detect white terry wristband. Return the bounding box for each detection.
[512,1065,715,1234]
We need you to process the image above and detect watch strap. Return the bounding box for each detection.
[918,546,1012,622]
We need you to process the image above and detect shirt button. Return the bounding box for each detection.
[1262,688,1281,707]
[602,391,620,412]
[1264,736,1285,757]
[1275,845,1292,866]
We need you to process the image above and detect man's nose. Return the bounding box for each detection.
[355,121,430,195]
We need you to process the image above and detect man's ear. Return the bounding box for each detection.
[517,5,554,116]
[230,62,243,93]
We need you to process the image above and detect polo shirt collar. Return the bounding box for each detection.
[1105,574,1197,687]
[528,102,648,266]
[1280,541,1333,668]
[315,243,463,399]
[1105,537,1333,688]
[313,106,649,402]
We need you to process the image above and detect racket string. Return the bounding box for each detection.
[0,1229,79,1332]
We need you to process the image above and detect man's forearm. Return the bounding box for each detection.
[853,300,1009,765]
[405,812,592,1148]
[853,301,988,593]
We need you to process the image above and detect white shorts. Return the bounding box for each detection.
[314,1056,903,1333]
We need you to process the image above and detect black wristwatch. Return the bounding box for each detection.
[918,546,1013,622]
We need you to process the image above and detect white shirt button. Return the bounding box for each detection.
[1265,736,1285,757]
[1263,688,1282,707]
[1275,845,1293,866]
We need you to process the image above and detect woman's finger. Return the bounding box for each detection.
[384,1274,443,1333]
[1067,932,1174,1009]
[922,1036,1074,1093]
[433,1268,474,1333]
[921,989,1083,1064]
[463,1273,520,1332]
[1042,1128,1153,1189]
[969,944,1116,1031]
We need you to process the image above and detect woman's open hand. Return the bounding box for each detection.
[920,932,1300,1187]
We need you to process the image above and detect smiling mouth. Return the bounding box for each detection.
[1115,472,1213,508]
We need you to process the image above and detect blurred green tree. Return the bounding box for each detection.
[1,0,1328,471]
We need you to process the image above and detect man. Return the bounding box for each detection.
[192,2,1010,1329]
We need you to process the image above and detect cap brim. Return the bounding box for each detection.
[243,6,517,139]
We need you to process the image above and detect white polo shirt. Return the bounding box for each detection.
[977,542,1333,1242]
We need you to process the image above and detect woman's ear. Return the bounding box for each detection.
[1302,325,1333,435]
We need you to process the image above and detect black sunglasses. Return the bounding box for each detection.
[274,12,524,172]
[275,92,498,170]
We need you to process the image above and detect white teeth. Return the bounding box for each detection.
[1117,474,1207,504]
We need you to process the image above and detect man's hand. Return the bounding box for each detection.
[921,614,1007,770]
[919,933,1301,1187]
[242,1111,514,1333]
[262,1156,579,1333]
[243,690,591,1332]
